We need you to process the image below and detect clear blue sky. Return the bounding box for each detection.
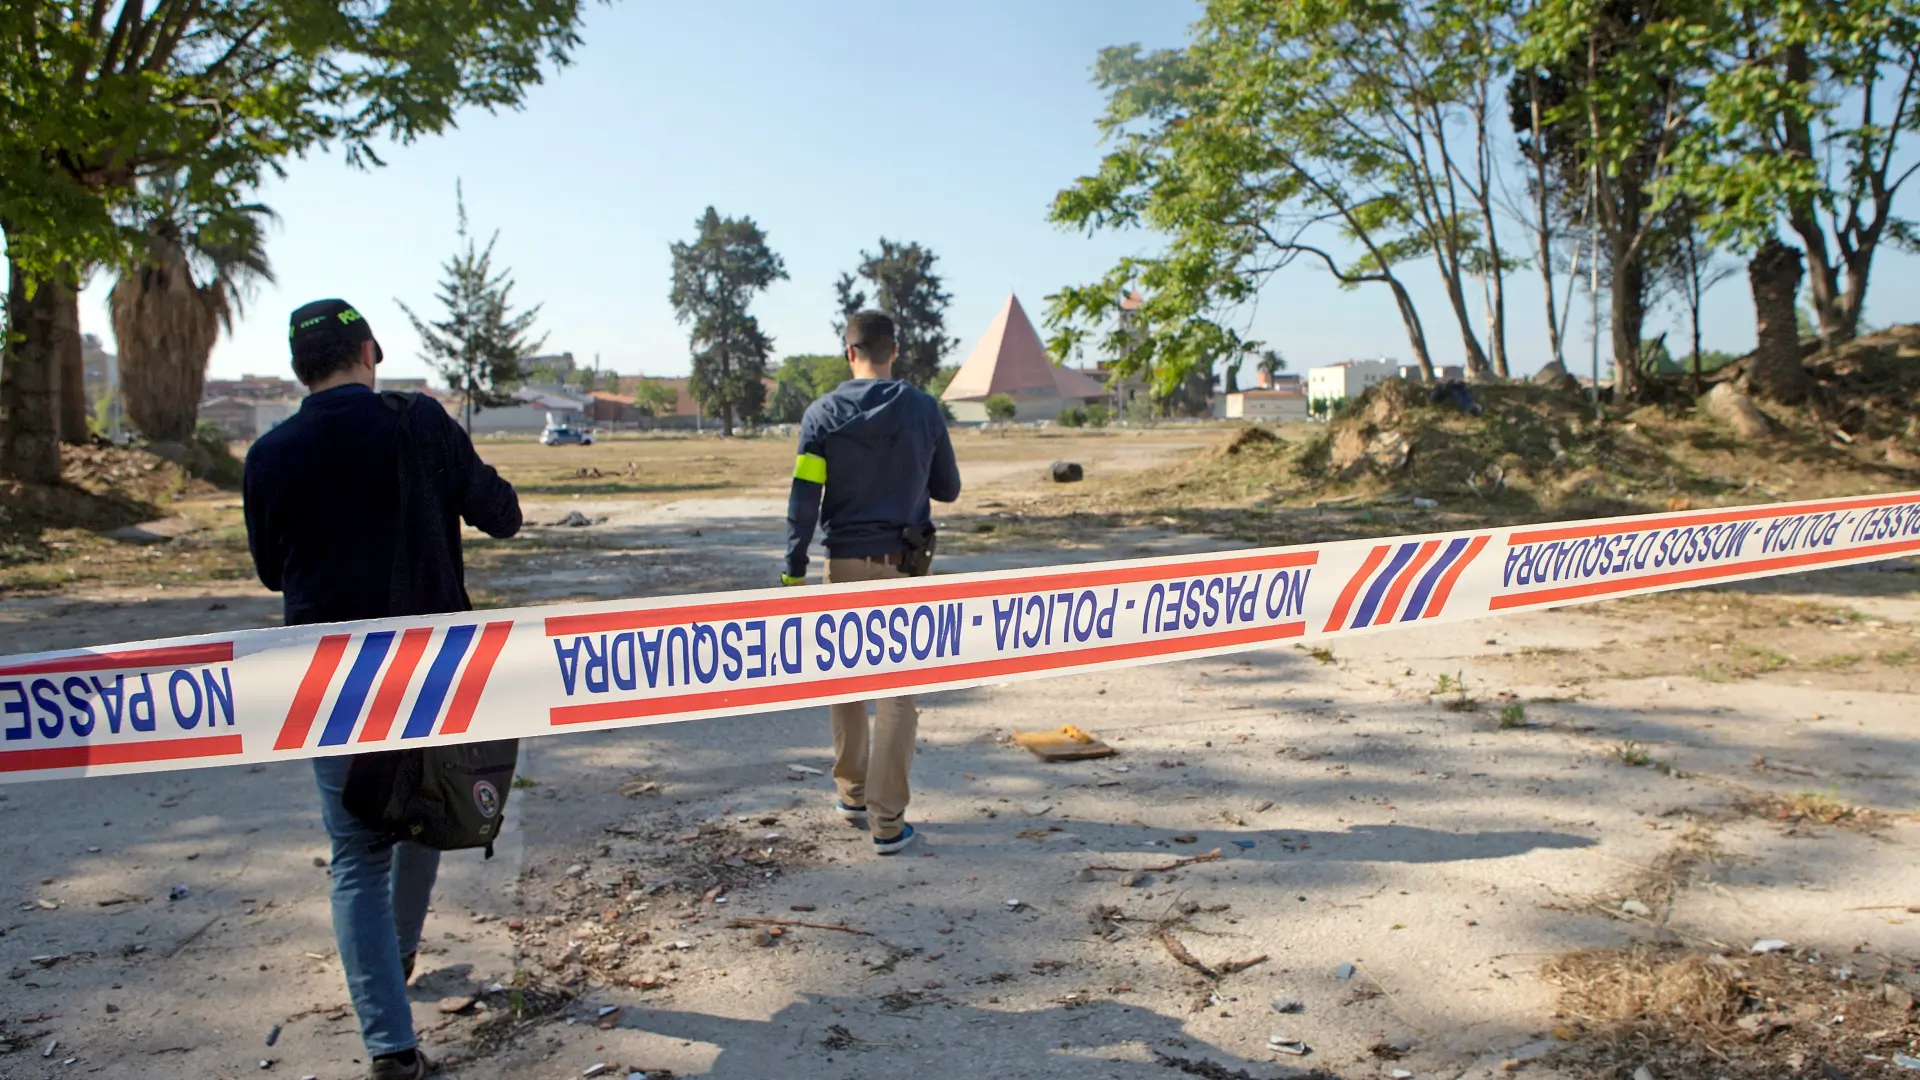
[73,0,1920,383]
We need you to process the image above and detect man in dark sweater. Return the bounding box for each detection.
[244,299,520,1080]
[784,310,961,854]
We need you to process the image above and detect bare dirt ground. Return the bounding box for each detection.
[2,426,1916,1080]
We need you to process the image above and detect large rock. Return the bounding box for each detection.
[1049,460,1084,483]
[1532,361,1580,394]
[1707,382,1772,440]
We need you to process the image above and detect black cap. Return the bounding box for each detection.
[289,299,384,366]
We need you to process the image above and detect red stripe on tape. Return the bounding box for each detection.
[1323,546,1389,633]
[1423,535,1489,618]
[1374,540,1440,626]
[0,642,233,678]
[273,635,351,751]
[549,620,1307,727]
[359,627,433,744]
[1508,493,1920,545]
[0,735,244,773]
[1488,538,1920,610]
[545,551,1319,637]
[439,621,513,736]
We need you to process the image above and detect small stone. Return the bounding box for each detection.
[1271,997,1304,1014]
[787,764,823,776]
[790,903,816,912]
[438,995,478,1015]
[1620,899,1652,917]
[1334,963,1356,980]
[1633,1067,1656,1080]
[1267,1036,1309,1056]
[1118,872,1150,888]
[168,884,190,901]
[1751,939,1791,955]
[105,1003,120,1014]
[566,864,587,878]
[751,930,776,948]
[1884,984,1915,1011]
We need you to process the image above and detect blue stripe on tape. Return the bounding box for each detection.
[318,632,394,746]
[1350,543,1416,627]
[1402,537,1469,621]
[402,625,475,739]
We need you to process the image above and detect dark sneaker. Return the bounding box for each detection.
[368,1048,434,1079]
[835,801,868,826]
[873,824,917,855]
[401,952,417,983]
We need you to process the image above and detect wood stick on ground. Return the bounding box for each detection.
[1217,954,1269,975]
[728,917,872,936]
[1844,904,1920,912]
[1158,929,1218,980]
[163,916,220,960]
[1083,848,1224,874]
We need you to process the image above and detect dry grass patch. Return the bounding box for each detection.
[1741,790,1888,831]
[1544,944,1920,1080]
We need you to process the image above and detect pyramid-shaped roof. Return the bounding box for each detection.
[943,294,1069,401]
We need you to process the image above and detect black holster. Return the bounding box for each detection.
[900,525,936,577]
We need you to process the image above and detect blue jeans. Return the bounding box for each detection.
[313,756,440,1057]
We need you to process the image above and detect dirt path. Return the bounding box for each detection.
[2,434,1916,1080]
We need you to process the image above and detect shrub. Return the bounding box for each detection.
[1085,404,1110,428]
[1057,405,1088,428]
[984,394,1017,424]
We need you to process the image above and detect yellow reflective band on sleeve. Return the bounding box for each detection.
[794,453,827,484]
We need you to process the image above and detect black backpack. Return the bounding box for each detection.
[342,392,518,857]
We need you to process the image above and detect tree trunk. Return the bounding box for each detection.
[2,263,65,482]
[1384,277,1436,381]
[1439,270,1493,379]
[1744,240,1813,405]
[1608,236,1645,403]
[55,283,88,444]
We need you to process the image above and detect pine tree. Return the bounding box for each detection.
[398,183,546,432]
[668,208,787,435]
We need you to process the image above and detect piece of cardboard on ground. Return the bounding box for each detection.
[1011,724,1115,760]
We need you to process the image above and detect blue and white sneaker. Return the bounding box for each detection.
[835,801,868,826]
[873,824,917,855]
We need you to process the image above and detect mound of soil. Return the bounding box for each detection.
[0,444,218,567]
[1805,324,1920,440]
[1303,378,1669,513]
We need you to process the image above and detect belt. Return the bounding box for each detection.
[856,552,905,566]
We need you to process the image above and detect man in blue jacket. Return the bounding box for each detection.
[245,299,520,1080]
[784,310,961,854]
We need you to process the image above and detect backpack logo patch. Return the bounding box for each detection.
[473,780,501,820]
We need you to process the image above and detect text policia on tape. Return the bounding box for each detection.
[3,491,1918,785]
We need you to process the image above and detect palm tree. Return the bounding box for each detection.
[110,178,276,442]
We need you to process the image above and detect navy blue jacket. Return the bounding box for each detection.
[785,379,960,578]
[244,384,522,626]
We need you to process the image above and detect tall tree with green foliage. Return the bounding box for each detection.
[1517,0,1714,402]
[831,239,958,388]
[1668,0,1920,345]
[631,377,679,420]
[1049,37,1430,392]
[767,352,852,424]
[398,186,546,433]
[110,176,276,441]
[0,0,588,481]
[669,208,787,436]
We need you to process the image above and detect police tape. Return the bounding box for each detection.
[2,490,1918,786]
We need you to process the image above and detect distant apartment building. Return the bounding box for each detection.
[1307,359,1400,409]
[199,396,300,440]
[204,374,304,400]
[1222,371,1307,422]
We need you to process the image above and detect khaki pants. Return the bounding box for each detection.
[824,556,920,840]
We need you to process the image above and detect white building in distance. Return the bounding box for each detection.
[1307,359,1399,410]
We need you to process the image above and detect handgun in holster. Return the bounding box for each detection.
[900,525,936,577]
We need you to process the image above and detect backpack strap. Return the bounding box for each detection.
[381,392,419,617]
